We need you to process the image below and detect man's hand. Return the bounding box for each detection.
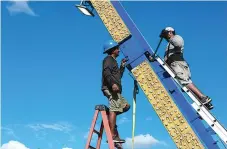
[148,55,156,62]
[159,29,168,38]
[112,84,119,92]
[121,58,127,67]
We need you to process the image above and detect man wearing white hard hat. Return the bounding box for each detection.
[159,27,213,110]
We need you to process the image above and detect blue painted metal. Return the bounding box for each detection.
[111,1,219,149]
[119,35,145,67]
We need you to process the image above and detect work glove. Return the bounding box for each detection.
[159,29,168,38]
[121,58,127,67]
[148,55,156,62]
[103,89,113,102]
[112,84,119,92]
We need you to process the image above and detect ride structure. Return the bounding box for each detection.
[76,1,227,149]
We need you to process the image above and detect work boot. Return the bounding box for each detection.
[107,136,125,143]
[115,142,123,149]
[113,136,125,143]
[200,96,212,104]
[204,102,214,110]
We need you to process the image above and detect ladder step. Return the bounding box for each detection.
[89,146,96,149]
[93,129,100,135]
[157,57,227,144]
[85,105,115,149]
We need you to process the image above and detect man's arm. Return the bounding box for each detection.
[169,35,183,48]
[120,59,126,78]
[120,66,125,78]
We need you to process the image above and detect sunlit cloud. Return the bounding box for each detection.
[6,0,38,16]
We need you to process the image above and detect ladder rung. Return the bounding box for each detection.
[93,129,100,135]
[89,146,96,149]
[157,57,227,144]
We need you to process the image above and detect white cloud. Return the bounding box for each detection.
[6,0,37,16]
[27,124,43,131]
[41,123,72,132]
[118,117,130,125]
[145,116,152,121]
[1,127,19,139]
[1,140,29,149]
[26,122,76,142]
[62,148,72,149]
[124,134,162,149]
[27,122,73,132]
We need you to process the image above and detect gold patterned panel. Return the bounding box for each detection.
[90,0,131,43]
[132,61,204,149]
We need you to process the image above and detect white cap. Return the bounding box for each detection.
[165,27,174,32]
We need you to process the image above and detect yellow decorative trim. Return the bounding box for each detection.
[132,61,204,149]
[90,0,131,43]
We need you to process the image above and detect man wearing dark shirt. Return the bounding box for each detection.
[102,40,130,143]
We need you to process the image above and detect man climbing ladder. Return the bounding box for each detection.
[159,26,214,110]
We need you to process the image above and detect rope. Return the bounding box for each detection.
[152,37,163,58]
[132,80,139,149]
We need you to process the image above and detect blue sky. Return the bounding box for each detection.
[1,1,227,149]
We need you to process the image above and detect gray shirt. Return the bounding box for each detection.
[164,35,184,62]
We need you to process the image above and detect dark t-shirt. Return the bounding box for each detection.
[101,55,125,93]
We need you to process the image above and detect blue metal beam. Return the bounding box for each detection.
[112,1,219,149]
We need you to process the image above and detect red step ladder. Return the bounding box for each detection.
[85,105,116,149]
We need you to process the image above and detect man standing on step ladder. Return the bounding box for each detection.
[101,40,131,144]
[159,27,214,110]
